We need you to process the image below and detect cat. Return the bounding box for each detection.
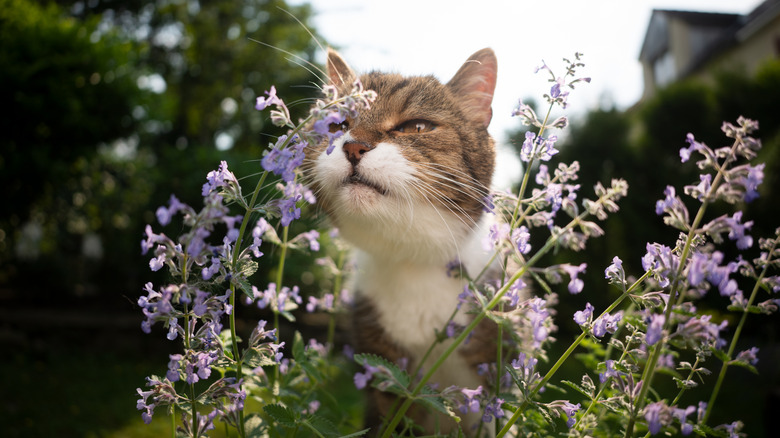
[304,47,501,435]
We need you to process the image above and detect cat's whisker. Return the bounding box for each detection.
[246,36,327,84]
[408,179,480,230]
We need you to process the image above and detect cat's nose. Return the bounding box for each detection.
[343,141,372,166]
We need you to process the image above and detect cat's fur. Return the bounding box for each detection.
[304,48,500,434]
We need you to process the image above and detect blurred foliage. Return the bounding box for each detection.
[0,0,326,303]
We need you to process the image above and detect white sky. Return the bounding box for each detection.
[291,0,764,187]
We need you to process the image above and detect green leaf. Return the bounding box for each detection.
[303,414,340,438]
[263,404,298,427]
[711,347,730,363]
[244,413,267,438]
[416,386,460,420]
[561,379,594,399]
[353,353,411,389]
[729,360,759,375]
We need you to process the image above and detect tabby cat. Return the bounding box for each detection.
[305,47,500,434]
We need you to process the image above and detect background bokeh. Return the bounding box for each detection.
[1,0,778,436]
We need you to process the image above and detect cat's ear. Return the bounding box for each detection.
[447,48,498,128]
[326,48,356,87]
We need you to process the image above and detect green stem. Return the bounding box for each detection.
[703,236,776,423]
[227,170,269,438]
[327,250,347,347]
[625,138,740,437]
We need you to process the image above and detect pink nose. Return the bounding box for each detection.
[343,141,372,166]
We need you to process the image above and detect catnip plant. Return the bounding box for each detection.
[137,53,779,438]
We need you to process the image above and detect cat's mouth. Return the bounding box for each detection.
[345,173,388,196]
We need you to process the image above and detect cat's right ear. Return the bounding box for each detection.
[326,48,356,87]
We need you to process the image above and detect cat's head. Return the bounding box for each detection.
[304,48,497,262]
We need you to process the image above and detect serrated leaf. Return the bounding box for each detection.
[505,364,527,392]
[303,413,340,438]
[263,404,297,427]
[237,278,255,300]
[711,347,730,363]
[729,360,759,374]
[354,353,411,389]
[244,414,266,438]
[561,379,594,399]
[416,386,460,420]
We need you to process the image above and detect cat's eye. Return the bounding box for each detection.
[394,119,436,134]
[329,121,349,133]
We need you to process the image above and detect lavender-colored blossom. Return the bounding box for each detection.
[201,161,237,196]
[262,137,306,183]
[573,302,594,326]
[644,401,667,435]
[643,243,680,288]
[482,397,505,423]
[561,263,587,294]
[483,222,510,251]
[599,359,621,384]
[735,346,759,365]
[592,312,622,338]
[511,100,541,127]
[738,163,765,202]
[312,110,345,135]
[459,386,483,414]
[725,212,754,250]
[646,314,665,346]
[354,364,379,389]
[675,314,728,349]
[299,230,320,251]
[605,256,624,284]
[511,352,541,387]
[255,85,282,110]
[512,225,532,254]
[505,278,526,307]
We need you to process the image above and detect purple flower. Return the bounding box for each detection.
[592,312,622,338]
[735,346,759,365]
[573,302,594,326]
[482,397,505,423]
[679,133,704,163]
[520,131,536,162]
[561,263,587,294]
[459,386,483,414]
[739,163,764,202]
[725,212,754,250]
[262,137,306,183]
[149,251,166,271]
[644,401,667,435]
[643,243,680,288]
[255,86,282,111]
[312,110,345,135]
[299,230,320,251]
[512,226,531,254]
[511,353,540,387]
[354,364,378,389]
[646,314,665,346]
[605,256,624,284]
[483,222,510,251]
[201,161,237,196]
[505,278,526,307]
[599,359,621,383]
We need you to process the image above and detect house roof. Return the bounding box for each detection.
[639,0,780,76]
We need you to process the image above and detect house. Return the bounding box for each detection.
[638,0,780,100]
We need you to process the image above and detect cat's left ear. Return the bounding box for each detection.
[447,48,498,128]
[326,48,356,87]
